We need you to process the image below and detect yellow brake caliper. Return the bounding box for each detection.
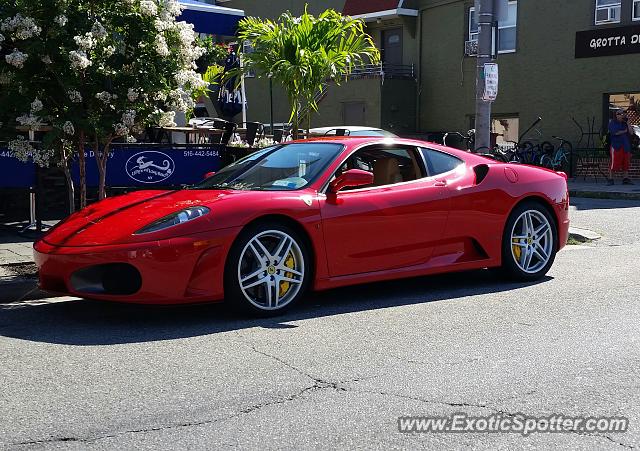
[512,238,522,260]
[279,253,295,297]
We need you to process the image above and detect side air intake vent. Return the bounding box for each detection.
[473,164,490,185]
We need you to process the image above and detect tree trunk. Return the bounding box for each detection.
[306,109,311,140]
[77,131,87,209]
[61,154,75,215]
[95,137,112,201]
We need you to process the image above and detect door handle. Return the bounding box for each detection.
[434,179,447,187]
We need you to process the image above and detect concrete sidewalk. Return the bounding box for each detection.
[0,222,50,303]
[569,179,640,200]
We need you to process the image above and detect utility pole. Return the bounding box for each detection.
[474,0,495,151]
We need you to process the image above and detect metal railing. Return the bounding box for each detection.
[348,63,415,80]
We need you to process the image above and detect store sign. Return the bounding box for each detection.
[0,146,223,188]
[483,63,499,102]
[575,25,640,58]
[72,147,222,187]
[0,149,36,188]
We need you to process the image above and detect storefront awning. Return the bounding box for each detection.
[179,0,245,37]
[342,0,418,21]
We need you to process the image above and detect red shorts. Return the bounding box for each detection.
[610,147,631,172]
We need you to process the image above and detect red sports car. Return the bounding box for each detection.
[34,137,570,315]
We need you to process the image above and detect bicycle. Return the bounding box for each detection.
[540,136,572,170]
[443,129,476,151]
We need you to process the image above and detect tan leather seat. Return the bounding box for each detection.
[373,158,402,186]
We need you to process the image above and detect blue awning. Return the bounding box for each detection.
[179,1,244,37]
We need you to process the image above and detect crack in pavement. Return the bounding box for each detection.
[10,343,372,447]
[9,343,634,449]
[353,389,635,449]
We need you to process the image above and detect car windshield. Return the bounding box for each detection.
[191,143,344,191]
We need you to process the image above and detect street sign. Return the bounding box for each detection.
[483,63,499,102]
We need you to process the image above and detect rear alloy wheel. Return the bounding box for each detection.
[501,202,557,281]
[225,224,310,315]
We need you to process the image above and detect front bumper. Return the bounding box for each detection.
[34,227,241,304]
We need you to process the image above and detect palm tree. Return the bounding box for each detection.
[237,7,380,139]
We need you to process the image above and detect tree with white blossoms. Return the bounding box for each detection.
[0,0,208,208]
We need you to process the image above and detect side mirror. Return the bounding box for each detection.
[204,171,216,179]
[329,169,374,193]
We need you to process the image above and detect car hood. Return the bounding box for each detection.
[42,189,248,247]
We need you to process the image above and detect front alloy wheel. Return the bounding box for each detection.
[226,223,310,315]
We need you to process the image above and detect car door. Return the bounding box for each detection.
[318,145,451,277]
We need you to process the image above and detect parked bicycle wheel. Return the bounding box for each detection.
[540,153,554,169]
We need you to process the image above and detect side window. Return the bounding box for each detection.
[420,148,464,177]
[335,146,425,188]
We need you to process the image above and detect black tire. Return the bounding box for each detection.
[500,201,558,281]
[224,221,312,316]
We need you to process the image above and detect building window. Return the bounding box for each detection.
[595,0,621,24]
[468,1,518,54]
[634,0,640,20]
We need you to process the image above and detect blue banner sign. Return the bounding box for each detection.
[0,148,37,188]
[0,146,223,188]
[72,146,223,187]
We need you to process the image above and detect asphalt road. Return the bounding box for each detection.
[1,197,639,450]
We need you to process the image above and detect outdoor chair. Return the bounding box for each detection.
[244,122,264,147]
[220,121,238,146]
[273,129,285,143]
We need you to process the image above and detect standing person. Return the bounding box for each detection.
[607,110,633,185]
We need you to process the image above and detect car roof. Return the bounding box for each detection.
[309,126,386,132]
[288,136,489,163]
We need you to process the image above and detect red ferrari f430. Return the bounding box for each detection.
[35,138,570,315]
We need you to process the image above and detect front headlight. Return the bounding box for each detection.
[134,206,210,235]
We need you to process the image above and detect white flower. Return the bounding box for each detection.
[95,91,114,103]
[91,21,107,39]
[103,45,115,58]
[0,33,4,51]
[121,110,136,128]
[69,50,92,70]
[68,90,82,103]
[54,15,68,27]
[41,55,52,64]
[140,1,159,16]
[157,111,176,128]
[161,0,184,17]
[30,98,43,114]
[113,123,129,136]
[8,136,36,162]
[153,91,167,102]
[126,135,137,143]
[9,137,54,167]
[16,114,43,129]
[127,88,139,102]
[167,88,194,111]
[155,34,169,57]
[1,14,41,40]
[63,121,75,136]
[5,49,28,68]
[74,33,96,50]
[256,137,276,148]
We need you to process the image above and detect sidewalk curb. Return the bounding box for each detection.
[0,277,48,303]
[569,190,640,201]
[568,226,602,243]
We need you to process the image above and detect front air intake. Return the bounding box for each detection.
[70,263,142,295]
